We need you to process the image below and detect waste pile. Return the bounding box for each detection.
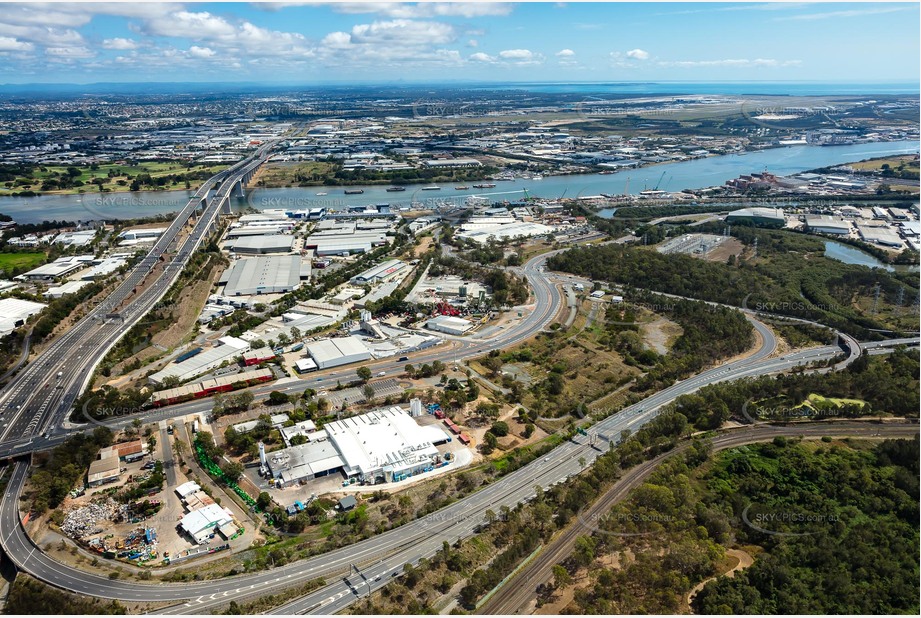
[61,498,119,539]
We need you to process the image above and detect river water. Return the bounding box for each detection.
[823,240,919,273]
[1,140,917,224]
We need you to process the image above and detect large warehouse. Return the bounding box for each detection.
[0,297,47,337]
[148,336,250,385]
[220,256,309,296]
[266,406,452,486]
[179,504,236,544]
[426,315,474,335]
[725,207,786,228]
[805,215,850,235]
[305,336,371,369]
[226,235,295,254]
[350,259,409,285]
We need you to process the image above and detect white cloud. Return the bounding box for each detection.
[188,45,216,58]
[266,2,514,19]
[102,37,138,50]
[350,19,456,46]
[45,46,95,59]
[467,39,478,48]
[469,52,495,63]
[0,36,33,52]
[139,10,313,58]
[556,49,575,57]
[626,48,649,60]
[499,48,533,60]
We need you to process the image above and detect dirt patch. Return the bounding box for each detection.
[685,548,754,611]
[641,316,683,355]
[705,237,744,263]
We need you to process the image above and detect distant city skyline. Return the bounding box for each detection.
[0,2,918,85]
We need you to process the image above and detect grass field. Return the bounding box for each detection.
[253,161,337,187]
[0,251,46,273]
[5,162,226,195]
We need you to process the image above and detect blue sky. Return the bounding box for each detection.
[0,2,917,84]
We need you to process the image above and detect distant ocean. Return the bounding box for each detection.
[468,82,920,96]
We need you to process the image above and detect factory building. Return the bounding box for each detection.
[179,504,236,544]
[0,297,47,337]
[148,336,250,385]
[305,336,371,369]
[266,406,452,486]
[225,235,295,254]
[45,279,93,299]
[17,256,93,281]
[119,228,166,242]
[242,346,277,366]
[805,215,851,235]
[725,207,786,228]
[456,221,555,244]
[350,259,409,285]
[421,158,482,168]
[426,315,474,336]
[220,255,309,296]
[857,224,904,248]
[150,367,274,406]
[87,450,121,487]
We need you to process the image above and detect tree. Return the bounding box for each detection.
[523,423,535,439]
[552,564,571,589]
[290,326,301,341]
[362,384,376,402]
[220,461,244,483]
[489,421,509,437]
[256,492,272,511]
[356,366,372,382]
[267,391,290,406]
[404,364,415,377]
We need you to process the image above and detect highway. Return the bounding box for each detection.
[478,420,921,615]
[0,142,275,454]
[0,201,916,611]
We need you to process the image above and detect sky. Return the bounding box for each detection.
[0,1,918,84]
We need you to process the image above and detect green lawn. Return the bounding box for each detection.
[0,251,46,273]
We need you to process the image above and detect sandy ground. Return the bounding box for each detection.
[641,316,682,355]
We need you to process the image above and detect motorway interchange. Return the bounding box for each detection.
[0,151,918,613]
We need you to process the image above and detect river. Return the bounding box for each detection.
[823,240,919,273]
[0,140,917,224]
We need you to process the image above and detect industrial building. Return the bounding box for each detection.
[265,406,452,486]
[81,256,128,280]
[242,346,277,366]
[305,336,371,369]
[87,450,121,487]
[45,279,93,299]
[426,315,474,336]
[725,207,786,228]
[119,228,166,242]
[350,259,409,285]
[52,230,96,247]
[225,235,295,254]
[99,440,148,463]
[857,224,904,248]
[805,215,851,235]
[220,255,309,296]
[16,255,93,281]
[0,297,47,336]
[150,367,274,406]
[455,221,555,244]
[148,336,250,385]
[179,503,236,544]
